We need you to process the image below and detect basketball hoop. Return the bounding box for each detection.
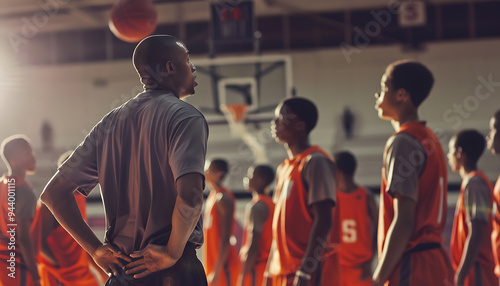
[220,103,269,164]
[221,103,249,122]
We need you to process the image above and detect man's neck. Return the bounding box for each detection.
[395,109,419,130]
[459,164,478,179]
[9,168,26,178]
[285,138,311,159]
[338,178,357,193]
[252,190,265,200]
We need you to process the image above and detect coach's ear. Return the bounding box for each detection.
[166,61,175,74]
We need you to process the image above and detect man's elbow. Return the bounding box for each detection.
[178,189,203,210]
[40,182,59,209]
[40,188,53,207]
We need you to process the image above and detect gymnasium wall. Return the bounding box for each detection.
[0,38,499,192]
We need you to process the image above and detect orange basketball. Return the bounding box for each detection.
[109,0,158,43]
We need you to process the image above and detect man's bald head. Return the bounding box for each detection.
[133,35,188,76]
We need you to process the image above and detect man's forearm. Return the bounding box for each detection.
[41,173,102,256]
[18,230,39,281]
[300,214,332,273]
[456,223,485,283]
[167,173,204,259]
[166,194,202,259]
[242,238,261,276]
[212,239,231,276]
[372,213,413,284]
[46,192,102,255]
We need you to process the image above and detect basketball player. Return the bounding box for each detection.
[372,60,454,285]
[333,151,377,286]
[448,129,497,285]
[40,35,209,285]
[265,97,336,286]
[488,111,500,281]
[38,151,102,286]
[203,159,241,286]
[0,135,41,286]
[238,165,275,286]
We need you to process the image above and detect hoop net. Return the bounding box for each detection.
[222,103,249,122]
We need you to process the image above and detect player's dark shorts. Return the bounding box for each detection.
[105,242,207,286]
[386,243,453,286]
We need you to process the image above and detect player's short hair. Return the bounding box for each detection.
[387,60,434,107]
[282,97,318,134]
[0,135,31,166]
[209,158,229,174]
[334,151,357,177]
[253,165,275,187]
[454,129,486,163]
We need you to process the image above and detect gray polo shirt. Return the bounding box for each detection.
[59,90,208,254]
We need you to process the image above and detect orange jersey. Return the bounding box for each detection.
[379,122,448,254]
[203,187,240,286]
[335,186,373,267]
[0,175,41,286]
[240,194,275,286]
[38,193,100,286]
[269,146,334,277]
[241,194,275,264]
[492,175,500,277]
[450,171,495,270]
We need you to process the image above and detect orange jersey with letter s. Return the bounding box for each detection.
[335,186,373,267]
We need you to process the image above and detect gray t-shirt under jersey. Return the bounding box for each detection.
[463,175,492,222]
[384,132,427,201]
[59,90,208,254]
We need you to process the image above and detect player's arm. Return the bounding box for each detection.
[39,204,59,266]
[372,195,416,285]
[295,200,334,285]
[41,172,131,276]
[455,179,491,285]
[208,193,235,283]
[361,189,378,280]
[294,154,336,285]
[15,185,40,283]
[238,201,269,286]
[455,219,487,285]
[262,241,276,286]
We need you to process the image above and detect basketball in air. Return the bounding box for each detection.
[109,0,158,43]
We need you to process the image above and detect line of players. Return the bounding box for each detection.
[202,61,500,286]
[1,60,500,286]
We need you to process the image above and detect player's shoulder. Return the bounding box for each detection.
[467,174,490,190]
[216,188,235,204]
[252,200,269,212]
[386,132,427,154]
[13,183,37,205]
[358,186,372,196]
[305,151,334,165]
[159,94,205,120]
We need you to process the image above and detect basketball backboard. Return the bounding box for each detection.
[187,54,293,125]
